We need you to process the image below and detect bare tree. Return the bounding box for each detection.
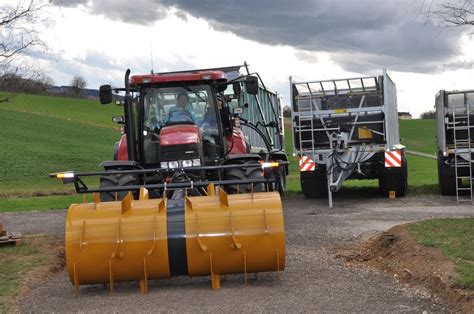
[0,1,45,102]
[420,110,437,119]
[422,0,474,28]
[0,0,43,70]
[71,75,87,98]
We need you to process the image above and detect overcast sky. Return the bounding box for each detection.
[6,0,474,117]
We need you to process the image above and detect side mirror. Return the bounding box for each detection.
[99,85,112,104]
[244,76,259,95]
[112,116,125,124]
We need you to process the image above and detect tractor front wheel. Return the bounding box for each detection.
[99,172,137,201]
[225,160,265,194]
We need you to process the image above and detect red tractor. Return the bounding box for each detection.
[50,64,287,292]
[93,64,288,199]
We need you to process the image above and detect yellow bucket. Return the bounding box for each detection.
[65,185,285,294]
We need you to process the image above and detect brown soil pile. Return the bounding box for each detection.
[344,225,473,313]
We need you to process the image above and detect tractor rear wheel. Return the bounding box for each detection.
[300,166,327,198]
[225,160,265,194]
[437,151,456,196]
[99,172,137,201]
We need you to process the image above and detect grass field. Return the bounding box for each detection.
[0,92,121,197]
[407,218,474,289]
[0,92,121,128]
[0,92,439,211]
[399,119,437,155]
[0,194,84,212]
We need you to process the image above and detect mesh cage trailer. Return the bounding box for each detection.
[290,69,407,207]
[436,90,474,202]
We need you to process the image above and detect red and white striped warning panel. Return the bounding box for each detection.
[299,156,315,172]
[385,150,402,167]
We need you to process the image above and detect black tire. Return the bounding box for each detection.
[276,166,287,195]
[437,151,456,196]
[225,160,265,194]
[300,166,327,199]
[99,172,137,201]
[379,156,408,197]
[265,165,287,195]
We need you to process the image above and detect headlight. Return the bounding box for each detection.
[161,159,200,169]
[182,159,193,167]
[169,161,179,169]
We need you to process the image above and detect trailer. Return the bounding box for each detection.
[290,70,407,207]
[436,89,474,203]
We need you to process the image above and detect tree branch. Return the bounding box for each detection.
[0,0,34,27]
[0,0,44,69]
[423,0,474,28]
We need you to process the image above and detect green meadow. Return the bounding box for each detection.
[0,92,438,211]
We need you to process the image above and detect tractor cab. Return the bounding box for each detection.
[104,68,263,172]
[65,63,287,200]
[139,83,223,166]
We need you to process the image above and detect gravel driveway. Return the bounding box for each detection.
[1,193,472,313]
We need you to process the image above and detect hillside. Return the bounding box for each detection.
[0,92,122,197]
[399,119,437,155]
[0,93,439,210]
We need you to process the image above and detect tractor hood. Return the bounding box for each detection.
[160,124,201,146]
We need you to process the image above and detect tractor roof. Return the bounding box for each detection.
[130,70,227,85]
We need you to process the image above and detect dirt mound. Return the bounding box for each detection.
[344,225,473,313]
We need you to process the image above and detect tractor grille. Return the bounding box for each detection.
[160,143,201,161]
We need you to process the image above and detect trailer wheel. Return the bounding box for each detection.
[437,151,456,196]
[379,156,408,197]
[99,172,137,201]
[225,160,265,194]
[300,166,327,198]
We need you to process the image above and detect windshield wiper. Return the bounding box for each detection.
[179,83,207,103]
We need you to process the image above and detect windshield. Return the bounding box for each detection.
[143,85,215,128]
[141,85,221,164]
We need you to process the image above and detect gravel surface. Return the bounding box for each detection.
[1,193,473,313]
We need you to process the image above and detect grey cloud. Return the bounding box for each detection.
[52,0,168,25]
[163,0,462,72]
[50,0,89,8]
[52,0,465,73]
[89,0,168,25]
